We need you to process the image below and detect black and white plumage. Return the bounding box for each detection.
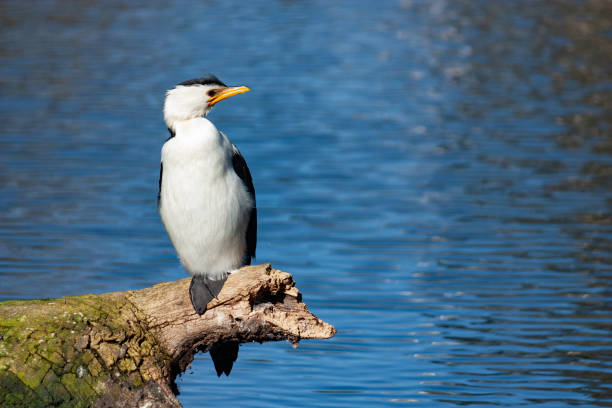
[158,76,256,321]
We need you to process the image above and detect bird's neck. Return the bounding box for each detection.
[171,117,231,159]
[165,109,211,134]
[173,117,214,137]
[163,118,232,181]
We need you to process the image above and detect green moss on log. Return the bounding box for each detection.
[0,292,170,407]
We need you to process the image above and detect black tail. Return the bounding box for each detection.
[189,275,228,315]
[210,341,239,376]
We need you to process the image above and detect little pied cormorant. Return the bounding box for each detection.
[158,75,256,319]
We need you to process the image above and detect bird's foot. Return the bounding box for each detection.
[189,274,228,315]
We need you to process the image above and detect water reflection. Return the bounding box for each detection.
[1,0,610,407]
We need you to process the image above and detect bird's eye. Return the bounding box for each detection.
[207,90,217,97]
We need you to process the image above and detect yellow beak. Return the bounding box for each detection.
[207,86,250,106]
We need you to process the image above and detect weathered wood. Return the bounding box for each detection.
[0,264,335,407]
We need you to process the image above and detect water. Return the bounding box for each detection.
[1,0,611,406]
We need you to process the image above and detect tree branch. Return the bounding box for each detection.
[0,264,335,407]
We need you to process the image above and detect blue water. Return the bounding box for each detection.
[1,0,611,406]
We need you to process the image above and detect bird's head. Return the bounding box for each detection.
[163,75,250,132]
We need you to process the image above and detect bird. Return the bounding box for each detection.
[158,75,256,320]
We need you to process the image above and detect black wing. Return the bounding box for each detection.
[231,144,257,265]
[157,161,163,209]
[157,131,174,209]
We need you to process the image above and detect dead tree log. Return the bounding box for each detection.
[0,264,336,407]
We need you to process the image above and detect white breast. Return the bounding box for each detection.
[159,117,253,278]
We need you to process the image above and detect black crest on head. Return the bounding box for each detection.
[178,75,226,88]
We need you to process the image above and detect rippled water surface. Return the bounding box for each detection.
[1,0,611,406]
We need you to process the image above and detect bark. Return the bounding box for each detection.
[0,264,336,407]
